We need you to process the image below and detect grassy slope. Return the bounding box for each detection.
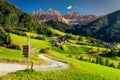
[10,33,120,65]
[0,33,52,64]
[0,33,120,80]
[0,47,47,64]
[10,33,51,50]
[0,53,120,80]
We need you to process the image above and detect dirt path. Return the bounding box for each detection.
[34,55,69,70]
[0,55,69,76]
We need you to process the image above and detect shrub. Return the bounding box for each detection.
[67,54,74,58]
[39,48,49,54]
[105,59,110,66]
[79,56,84,60]
[65,34,77,40]
[34,36,46,41]
[109,62,116,68]
[88,57,92,62]
[118,50,120,57]
[96,57,99,64]
[11,30,27,36]
[92,59,96,63]
[0,27,11,46]
[117,62,120,69]
[8,44,21,50]
[99,57,104,65]
[88,47,98,53]
[109,49,118,56]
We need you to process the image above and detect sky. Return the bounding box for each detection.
[7,0,120,16]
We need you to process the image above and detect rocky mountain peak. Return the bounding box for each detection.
[32,9,98,25]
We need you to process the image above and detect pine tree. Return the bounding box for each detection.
[92,59,95,63]
[105,59,110,66]
[99,57,104,65]
[96,57,99,64]
[118,50,120,57]
[88,57,92,62]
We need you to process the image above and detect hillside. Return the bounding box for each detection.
[1,1,120,80]
[70,10,120,42]
[0,1,55,36]
[45,20,72,32]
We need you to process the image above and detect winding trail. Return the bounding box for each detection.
[0,55,69,76]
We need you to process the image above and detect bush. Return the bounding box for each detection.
[105,59,110,66]
[96,57,99,64]
[11,30,27,36]
[92,59,96,63]
[0,27,11,46]
[65,34,77,40]
[88,57,92,62]
[109,62,116,68]
[8,44,21,50]
[109,49,118,56]
[34,36,46,41]
[79,56,84,60]
[39,48,49,54]
[95,57,104,65]
[88,47,98,53]
[67,54,74,58]
[99,57,104,65]
[117,62,120,69]
[118,50,120,57]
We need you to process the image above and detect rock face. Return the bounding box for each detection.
[32,9,97,25]
[64,12,97,24]
[32,9,68,24]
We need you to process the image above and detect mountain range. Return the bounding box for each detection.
[32,9,120,42]
[32,9,97,25]
[1,1,120,42]
[70,10,120,42]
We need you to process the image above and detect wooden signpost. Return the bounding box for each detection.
[23,36,36,69]
[23,36,31,69]
[23,45,29,57]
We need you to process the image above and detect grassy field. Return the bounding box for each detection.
[0,33,53,64]
[0,47,48,65]
[0,53,120,80]
[51,45,89,55]
[0,33,120,80]
[10,33,51,50]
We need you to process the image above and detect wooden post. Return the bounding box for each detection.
[31,62,33,69]
[27,36,30,69]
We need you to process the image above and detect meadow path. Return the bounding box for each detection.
[0,55,69,76]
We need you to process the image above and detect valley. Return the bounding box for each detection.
[0,0,120,80]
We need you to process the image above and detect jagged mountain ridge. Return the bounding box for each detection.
[32,9,69,24]
[32,9,98,25]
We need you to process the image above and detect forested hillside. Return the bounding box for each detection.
[71,10,120,42]
[0,0,54,35]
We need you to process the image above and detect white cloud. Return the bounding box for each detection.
[67,6,72,10]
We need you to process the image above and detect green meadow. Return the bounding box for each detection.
[1,53,120,80]
[0,33,120,80]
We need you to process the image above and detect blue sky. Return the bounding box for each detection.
[7,0,120,16]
